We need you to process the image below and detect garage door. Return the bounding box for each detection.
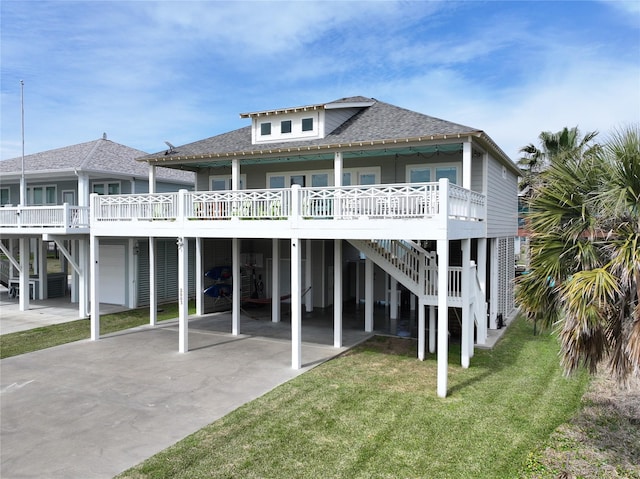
[100,244,126,305]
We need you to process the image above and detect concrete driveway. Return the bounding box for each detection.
[1,312,371,478]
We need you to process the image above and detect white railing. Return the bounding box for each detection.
[0,204,90,229]
[92,193,178,221]
[92,179,485,224]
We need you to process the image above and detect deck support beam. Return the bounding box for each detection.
[305,239,312,313]
[437,238,449,398]
[364,257,374,332]
[334,239,342,348]
[291,237,302,369]
[195,237,203,316]
[429,305,436,353]
[149,237,157,326]
[19,237,29,311]
[418,298,426,360]
[232,237,240,335]
[90,236,100,340]
[476,237,488,344]
[178,237,189,353]
[272,239,281,322]
[461,238,472,368]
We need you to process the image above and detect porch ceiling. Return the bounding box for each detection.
[160,143,463,170]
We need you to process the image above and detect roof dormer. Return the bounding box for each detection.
[240,97,375,145]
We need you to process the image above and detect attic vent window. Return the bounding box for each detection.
[260,122,272,136]
[281,120,292,134]
[302,117,313,132]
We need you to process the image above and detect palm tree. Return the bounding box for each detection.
[517,127,599,191]
[516,125,640,386]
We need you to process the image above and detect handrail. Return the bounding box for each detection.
[90,181,486,223]
[0,204,90,228]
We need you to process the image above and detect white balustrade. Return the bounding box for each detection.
[0,204,90,229]
[89,181,485,223]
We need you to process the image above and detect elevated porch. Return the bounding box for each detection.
[0,204,90,236]
[90,179,486,240]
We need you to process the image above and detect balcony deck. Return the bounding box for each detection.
[0,204,90,236]
[90,180,486,240]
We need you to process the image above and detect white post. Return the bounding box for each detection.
[429,305,436,353]
[79,238,89,318]
[196,237,203,316]
[77,173,90,207]
[38,238,46,300]
[334,239,342,348]
[390,276,398,320]
[232,159,240,190]
[291,237,302,369]
[18,237,29,311]
[90,235,100,340]
[178,237,189,353]
[149,237,157,326]
[148,164,156,194]
[489,238,498,329]
[418,298,425,360]
[272,238,281,323]
[305,239,312,312]
[364,257,374,332]
[71,240,79,304]
[476,237,488,344]
[462,141,472,190]
[232,237,240,335]
[437,239,449,398]
[461,238,471,368]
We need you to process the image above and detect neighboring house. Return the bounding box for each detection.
[89,96,520,397]
[0,135,195,317]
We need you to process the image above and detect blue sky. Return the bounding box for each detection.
[1,1,639,162]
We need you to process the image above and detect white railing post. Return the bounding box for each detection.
[439,178,449,222]
[178,189,188,223]
[89,193,98,227]
[291,184,301,227]
[62,203,70,228]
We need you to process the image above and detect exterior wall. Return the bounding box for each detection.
[325,108,360,135]
[471,153,484,193]
[137,238,196,307]
[485,154,518,237]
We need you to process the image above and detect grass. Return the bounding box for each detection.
[0,301,195,359]
[115,316,591,479]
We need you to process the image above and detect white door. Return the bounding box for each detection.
[100,244,126,305]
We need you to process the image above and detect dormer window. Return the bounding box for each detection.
[281,120,292,134]
[260,122,272,136]
[302,118,314,132]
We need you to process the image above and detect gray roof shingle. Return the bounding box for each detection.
[0,137,194,183]
[141,97,483,162]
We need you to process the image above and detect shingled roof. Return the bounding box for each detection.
[0,137,193,183]
[140,96,490,163]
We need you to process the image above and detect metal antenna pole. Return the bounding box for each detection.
[20,79,26,206]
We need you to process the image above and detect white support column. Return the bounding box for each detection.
[461,238,472,369]
[196,237,203,316]
[178,237,189,353]
[148,164,156,194]
[334,151,343,186]
[19,237,29,311]
[71,240,79,303]
[232,237,240,335]
[390,276,398,320]
[272,239,281,323]
[149,237,157,326]
[429,305,436,353]
[128,239,137,309]
[79,238,89,318]
[334,239,342,348]
[437,239,449,398]
[462,140,472,190]
[364,257,374,332]
[418,298,426,361]
[37,239,46,300]
[231,159,240,190]
[77,173,90,207]
[489,238,499,329]
[90,236,100,340]
[305,239,312,313]
[291,238,302,369]
[476,237,488,344]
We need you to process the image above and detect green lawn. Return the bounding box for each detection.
[116,316,590,479]
[0,302,195,359]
